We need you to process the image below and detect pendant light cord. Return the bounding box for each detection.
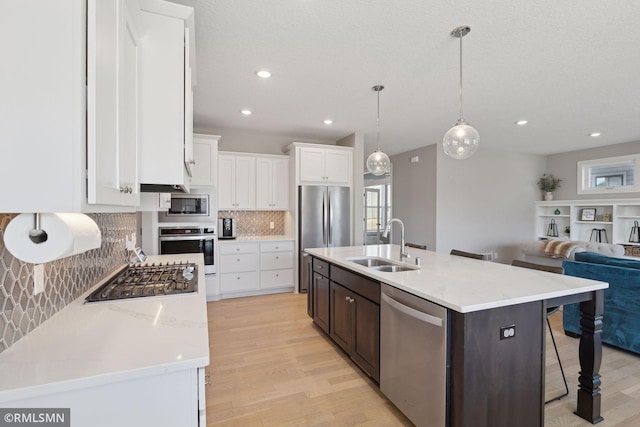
[376,89,381,151]
[459,33,464,122]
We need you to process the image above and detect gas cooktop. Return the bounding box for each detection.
[85,262,198,303]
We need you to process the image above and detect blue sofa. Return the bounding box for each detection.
[563,252,640,355]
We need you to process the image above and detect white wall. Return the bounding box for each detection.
[337,132,364,245]
[547,140,640,200]
[390,145,438,251]
[435,147,547,262]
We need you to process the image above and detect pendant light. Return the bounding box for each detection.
[443,26,479,160]
[366,85,391,176]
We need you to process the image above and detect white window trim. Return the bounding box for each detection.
[577,154,640,195]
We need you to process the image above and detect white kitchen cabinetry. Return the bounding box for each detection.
[219,242,259,293]
[190,134,220,187]
[260,241,294,289]
[138,0,195,192]
[218,239,295,298]
[218,154,256,210]
[297,146,352,186]
[5,367,206,427]
[0,0,151,212]
[535,200,640,251]
[87,0,140,207]
[256,156,290,210]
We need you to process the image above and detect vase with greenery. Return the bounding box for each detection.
[537,173,561,201]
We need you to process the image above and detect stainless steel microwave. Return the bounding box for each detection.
[166,194,210,216]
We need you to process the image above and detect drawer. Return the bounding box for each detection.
[219,242,259,255]
[260,269,293,289]
[313,258,329,276]
[260,251,293,270]
[220,271,259,292]
[261,241,294,252]
[220,253,258,273]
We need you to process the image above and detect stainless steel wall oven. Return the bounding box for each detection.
[159,226,216,275]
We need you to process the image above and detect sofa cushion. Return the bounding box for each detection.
[574,251,640,270]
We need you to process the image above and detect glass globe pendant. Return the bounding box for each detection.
[366,85,391,176]
[443,26,479,160]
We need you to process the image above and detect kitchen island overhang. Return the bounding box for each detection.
[304,244,607,426]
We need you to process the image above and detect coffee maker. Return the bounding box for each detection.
[218,218,237,239]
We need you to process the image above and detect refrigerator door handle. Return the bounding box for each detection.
[328,191,333,244]
[322,190,327,245]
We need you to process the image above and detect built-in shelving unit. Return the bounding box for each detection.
[535,199,640,256]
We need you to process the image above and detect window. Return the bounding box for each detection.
[578,154,640,195]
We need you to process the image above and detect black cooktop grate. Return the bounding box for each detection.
[85,262,198,303]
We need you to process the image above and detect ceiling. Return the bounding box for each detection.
[167,0,640,156]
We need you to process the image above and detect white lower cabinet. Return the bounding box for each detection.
[4,368,206,427]
[219,242,259,293]
[218,240,294,297]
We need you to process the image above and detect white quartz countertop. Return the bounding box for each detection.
[0,254,210,403]
[218,235,294,242]
[305,245,608,313]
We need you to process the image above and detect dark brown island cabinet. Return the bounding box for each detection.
[308,257,380,382]
[306,255,568,427]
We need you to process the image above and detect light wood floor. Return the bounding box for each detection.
[205,293,640,426]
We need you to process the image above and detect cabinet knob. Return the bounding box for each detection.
[345,296,350,302]
[204,373,211,378]
[237,258,240,262]
[205,381,211,386]
[236,276,240,280]
[119,186,126,193]
[275,256,279,260]
[275,246,279,249]
[275,274,279,277]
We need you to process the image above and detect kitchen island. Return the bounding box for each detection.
[305,244,607,427]
[0,254,209,427]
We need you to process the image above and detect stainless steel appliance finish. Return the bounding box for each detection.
[166,193,209,216]
[298,186,350,292]
[85,262,198,302]
[218,218,236,239]
[380,283,448,427]
[159,226,216,275]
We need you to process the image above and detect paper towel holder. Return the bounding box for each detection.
[29,213,48,244]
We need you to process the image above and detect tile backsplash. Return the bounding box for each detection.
[0,213,136,354]
[218,211,285,236]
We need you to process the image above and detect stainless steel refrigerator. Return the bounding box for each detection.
[299,186,350,293]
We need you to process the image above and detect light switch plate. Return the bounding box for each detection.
[33,264,45,295]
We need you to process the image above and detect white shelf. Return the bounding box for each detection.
[535,199,640,244]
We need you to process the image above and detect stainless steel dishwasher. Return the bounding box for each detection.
[380,283,448,427]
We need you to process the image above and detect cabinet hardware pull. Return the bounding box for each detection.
[205,381,211,386]
[345,296,350,302]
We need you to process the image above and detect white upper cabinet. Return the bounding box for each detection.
[138,0,195,192]
[291,144,352,186]
[256,156,290,210]
[0,0,148,213]
[87,0,140,206]
[190,134,220,187]
[218,154,256,210]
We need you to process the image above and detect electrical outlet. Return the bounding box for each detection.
[125,232,137,250]
[33,264,45,295]
[500,324,516,340]
[269,222,274,230]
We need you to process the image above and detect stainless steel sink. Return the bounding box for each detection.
[371,265,417,273]
[348,257,395,267]
[346,257,418,272]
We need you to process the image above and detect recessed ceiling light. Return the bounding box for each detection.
[240,109,252,115]
[515,120,528,126]
[323,119,333,125]
[589,132,601,137]
[256,70,271,79]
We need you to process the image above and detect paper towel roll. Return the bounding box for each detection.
[3,213,102,264]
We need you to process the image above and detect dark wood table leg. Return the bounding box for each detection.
[575,289,604,424]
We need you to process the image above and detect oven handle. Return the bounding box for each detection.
[159,235,214,241]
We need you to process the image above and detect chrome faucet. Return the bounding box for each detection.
[383,218,410,262]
